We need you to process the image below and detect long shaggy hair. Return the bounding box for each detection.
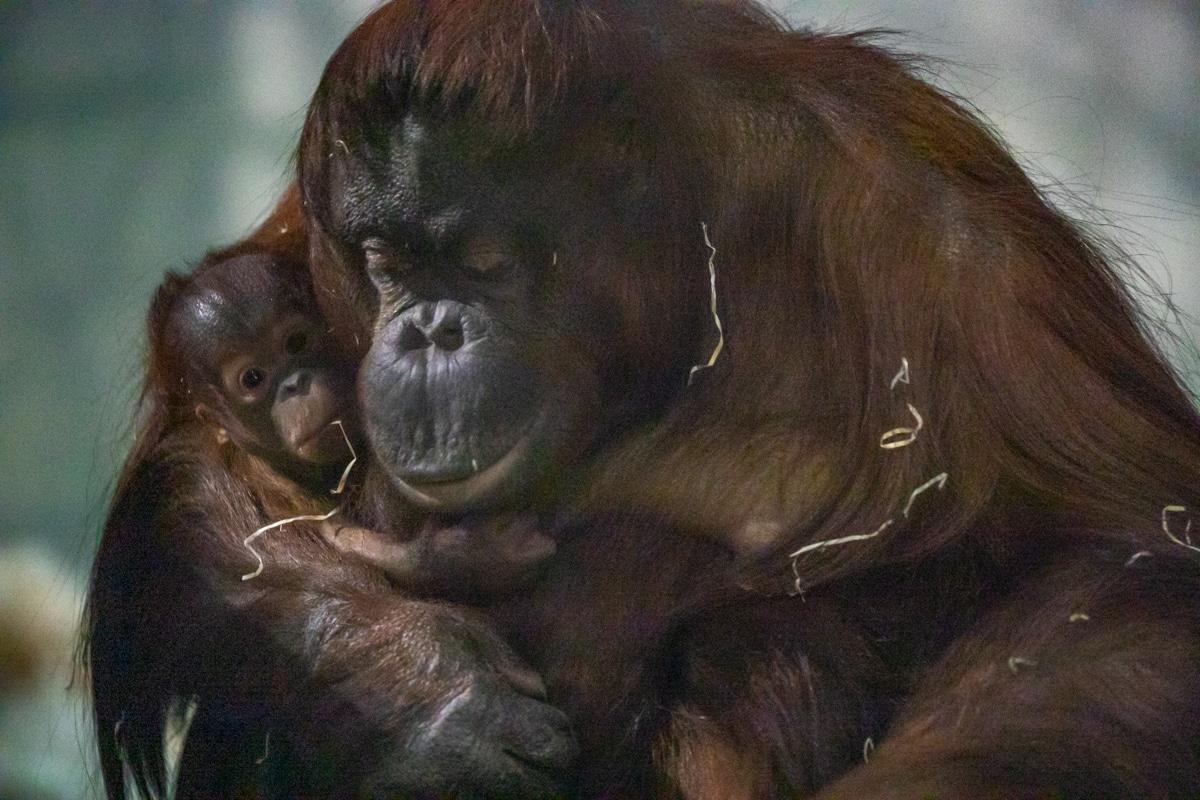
[81,192,310,800]
[298,0,1200,593]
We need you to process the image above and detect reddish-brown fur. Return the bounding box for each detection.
[88,1,1200,798]
[301,1,1200,795]
[85,199,557,799]
[83,203,405,798]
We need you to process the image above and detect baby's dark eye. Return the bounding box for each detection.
[240,367,266,391]
[285,330,308,355]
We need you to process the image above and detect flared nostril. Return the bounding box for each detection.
[430,321,464,351]
[396,302,473,354]
[398,322,430,352]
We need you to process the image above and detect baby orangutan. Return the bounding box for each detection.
[159,250,555,597]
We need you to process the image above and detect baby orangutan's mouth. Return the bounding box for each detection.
[293,415,352,464]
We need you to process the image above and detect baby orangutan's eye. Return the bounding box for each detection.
[240,367,266,391]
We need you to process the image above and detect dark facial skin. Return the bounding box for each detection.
[331,115,605,511]
[168,255,356,486]
[170,252,560,601]
[212,317,349,467]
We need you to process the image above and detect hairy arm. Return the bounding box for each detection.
[87,440,574,799]
[815,552,1200,799]
[654,596,892,800]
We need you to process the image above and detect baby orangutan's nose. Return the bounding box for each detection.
[278,369,312,399]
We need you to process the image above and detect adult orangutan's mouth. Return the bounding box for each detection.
[390,422,540,511]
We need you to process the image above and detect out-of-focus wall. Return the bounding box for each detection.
[0,3,1195,797]
[0,5,377,797]
[0,3,374,560]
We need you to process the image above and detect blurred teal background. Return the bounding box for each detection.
[0,2,1196,798]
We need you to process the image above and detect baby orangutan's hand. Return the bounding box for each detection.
[321,515,557,599]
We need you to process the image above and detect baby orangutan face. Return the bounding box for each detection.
[168,253,356,474]
[212,308,350,466]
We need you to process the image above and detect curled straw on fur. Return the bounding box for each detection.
[788,472,951,595]
[1162,505,1197,553]
[1125,550,1153,567]
[241,422,357,581]
[329,420,356,495]
[789,519,895,562]
[687,222,724,385]
[787,473,949,562]
[901,472,949,517]
[889,357,910,390]
[880,403,924,450]
[242,507,339,581]
[788,361,943,574]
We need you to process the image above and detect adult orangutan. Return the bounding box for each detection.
[88,1,1200,798]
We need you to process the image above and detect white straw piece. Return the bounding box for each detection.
[329,420,357,495]
[687,222,725,385]
[786,472,948,593]
[880,403,924,450]
[901,472,949,518]
[1125,550,1153,567]
[255,733,271,765]
[788,519,895,561]
[889,357,910,390]
[1007,656,1036,674]
[242,506,340,581]
[1162,505,1197,553]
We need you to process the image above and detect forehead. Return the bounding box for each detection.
[333,113,538,241]
[176,289,270,351]
[173,255,310,359]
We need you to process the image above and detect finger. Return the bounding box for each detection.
[493,695,578,776]
[456,744,571,800]
[494,662,548,700]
